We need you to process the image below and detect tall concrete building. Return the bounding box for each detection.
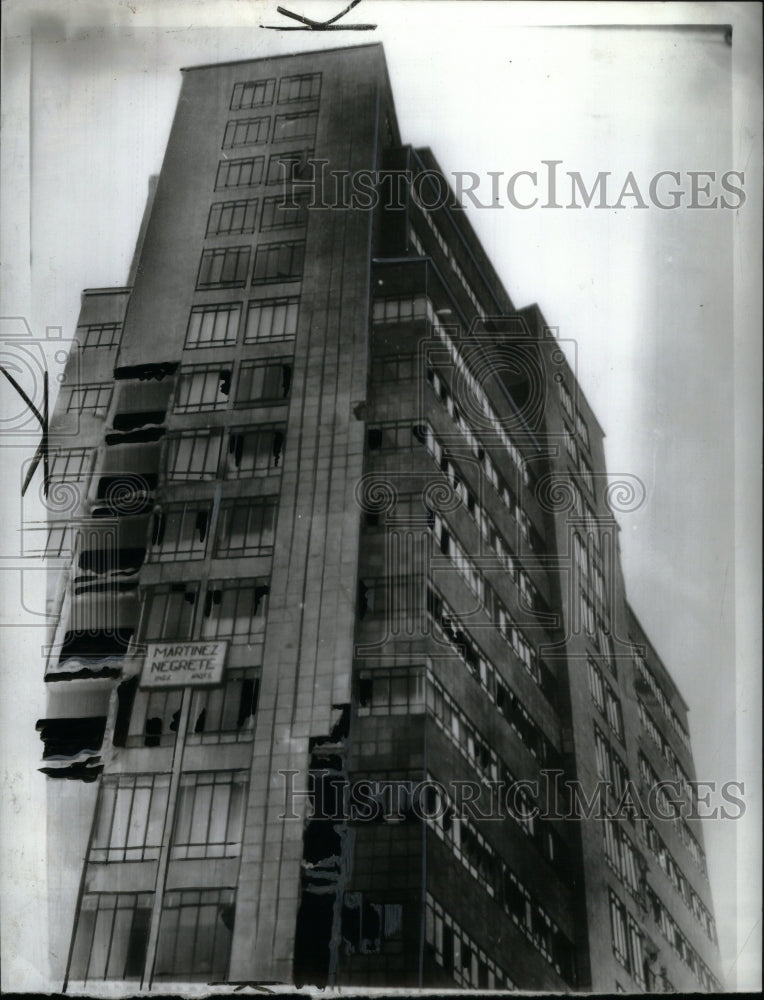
[37,44,722,993]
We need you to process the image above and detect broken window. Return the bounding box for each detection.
[341,893,400,955]
[200,578,270,643]
[149,503,210,560]
[174,366,232,412]
[125,687,183,748]
[187,671,260,744]
[224,427,284,478]
[57,591,138,671]
[215,498,277,556]
[89,773,170,862]
[170,771,247,860]
[236,359,293,405]
[141,583,198,641]
[36,716,106,770]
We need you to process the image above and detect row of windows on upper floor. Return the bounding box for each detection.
[638,697,694,805]
[425,893,514,990]
[69,886,235,984]
[409,211,490,321]
[645,885,720,991]
[640,817,717,945]
[426,586,559,765]
[88,768,248,864]
[195,239,305,289]
[355,664,568,875]
[214,145,314,192]
[63,359,292,419]
[72,296,299,356]
[608,887,656,992]
[637,753,707,878]
[425,772,576,982]
[203,194,308,237]
[118,669,259,750]
[557,377,591,451]
[602,803,715,954]
[562,425,595,493]
[230,72,321,112]
[37,495,276,565]
[371,295,533,486]
[632,649,692,751]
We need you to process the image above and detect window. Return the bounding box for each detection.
[215,498,277,556]
[231,78,275,109]
[149,503,211,560]
[166,430,224,480]
[224,426,284,478]
[426,894,514,990]
[273,111,318,141]
[50,447,91,481]
[206,198,258,236]
[184,303,240,349]
[605,685,624,740]
[142,583,198,641]
[125,687,184,748]
[174,366,232,413]
[371,355,418,382]
[171,771,247,859]
[65,383,112,416]
[558,380,574,420]
[244,297,299,342]
[357,668,426,716]
[78,323,121,349]
[215,156,265,190]
[609,890,629,969]
[576,412,590,448]
[90,773,170,862]
[372,295,430,323]
[236,359,292,405]
[252,239,305,283]
[278,72,321,103]
[69,892,153,983]
[200,578,269,642]
[196,246,250,289]
[222,116,270,148]
[260,194,308,231]
[266,148,313,185]
[366,422,427,452]
[154,888,235,981]
[588,658,605,712]
[187,670,259,744]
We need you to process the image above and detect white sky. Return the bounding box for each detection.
[1,1,761,993]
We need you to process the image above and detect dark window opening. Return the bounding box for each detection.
[367,428,382,450]
[112,411,166,432]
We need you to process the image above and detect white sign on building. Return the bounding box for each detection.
[141,640,227,688]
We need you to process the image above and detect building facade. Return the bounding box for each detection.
[37,44,722,992]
